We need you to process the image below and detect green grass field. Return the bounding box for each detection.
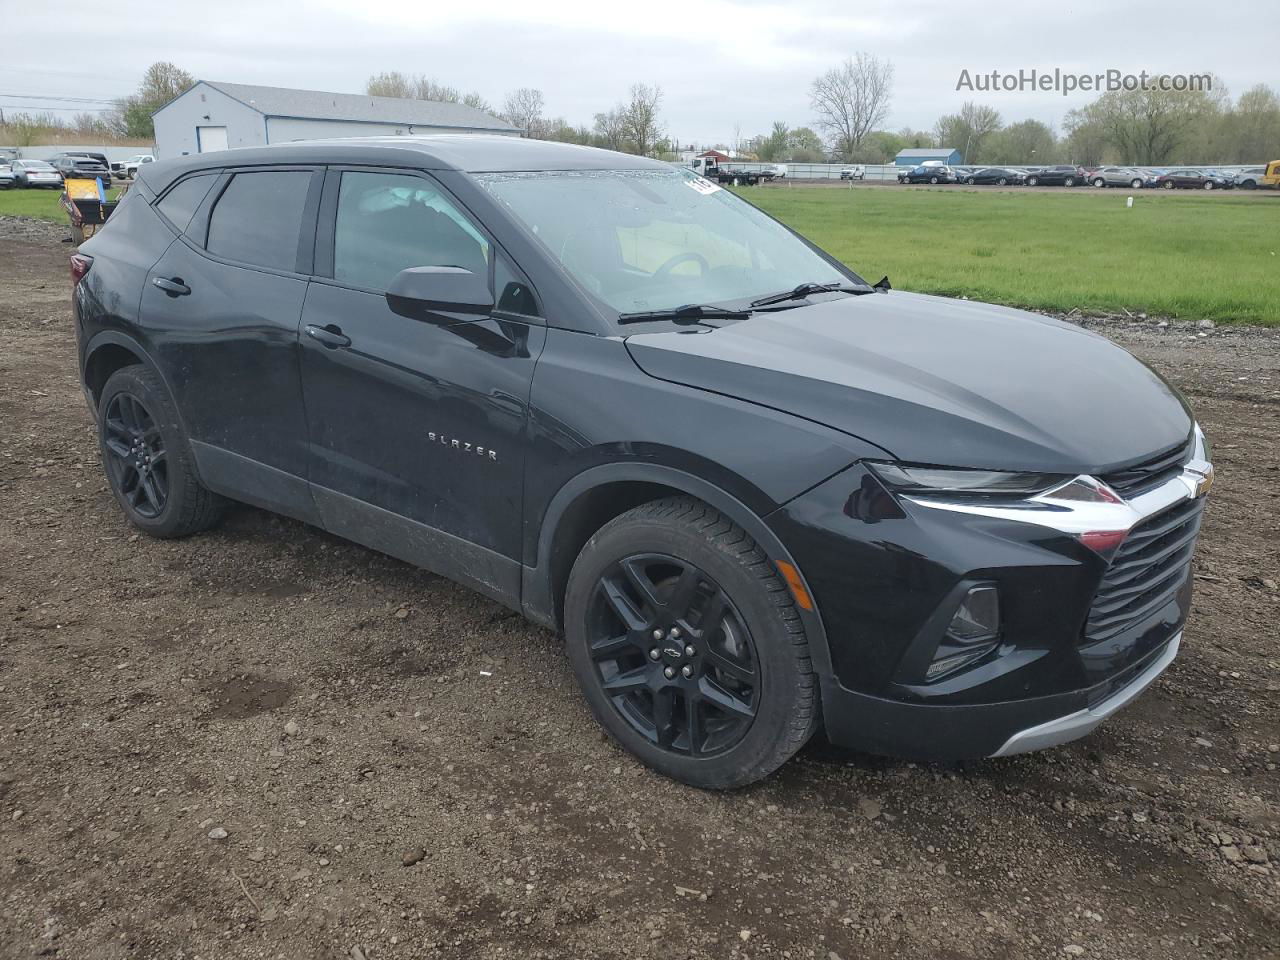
[3,182,1277,324]
[744,186,1280,325]
[0,186,123,221]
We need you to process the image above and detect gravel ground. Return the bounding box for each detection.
[1,220,1277,960]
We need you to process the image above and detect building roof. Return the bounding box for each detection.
[896,148,958,158]
[138,135,668,193]
[158,80,519,134]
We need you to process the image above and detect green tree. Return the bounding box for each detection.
[1082,80,1221,165]
[935,102,1002,162]
[984,119,1057,165]
[110,61,194,140]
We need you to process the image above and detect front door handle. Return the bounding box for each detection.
[305,323,352,349]
[153,276,190,297]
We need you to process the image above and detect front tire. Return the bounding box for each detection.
[1064,177,1076,187]
[564,497,819,789]
[98,365,225,538]
[1093,178,1105,188]
[1027,176,1039,186]
[1131,179,1144,188]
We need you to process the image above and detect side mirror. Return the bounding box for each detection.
[385,266,493,321]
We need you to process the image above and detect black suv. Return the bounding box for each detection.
[1025,165,1085,186]
[50,152,113,184]
[73,137,1212,788]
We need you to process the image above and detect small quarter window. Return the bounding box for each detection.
[156,174,217,233]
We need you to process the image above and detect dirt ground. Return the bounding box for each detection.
[1,217,1278,960]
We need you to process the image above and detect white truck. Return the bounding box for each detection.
[109,154,155,180]
[689,156,786,185]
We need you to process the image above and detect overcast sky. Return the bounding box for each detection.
[2,0,1276,145]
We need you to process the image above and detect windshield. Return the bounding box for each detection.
[474,168,853,315]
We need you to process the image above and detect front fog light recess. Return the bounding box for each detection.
[926,585,1000,680]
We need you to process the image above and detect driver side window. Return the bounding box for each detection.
[333,172,491,294]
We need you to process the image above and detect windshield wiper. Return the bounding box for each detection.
[617,304,753,325]
[749,281,869,308]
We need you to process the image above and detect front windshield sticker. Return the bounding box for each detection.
[685,177,722,195]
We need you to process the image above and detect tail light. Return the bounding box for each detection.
[70,253,93,286]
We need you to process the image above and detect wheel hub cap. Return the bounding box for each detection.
[586,554,759,757]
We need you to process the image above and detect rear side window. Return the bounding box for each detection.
[207,171,312,272]
[156,174,217,232]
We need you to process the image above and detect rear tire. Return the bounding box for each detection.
[1093,178,1105,188]
[1027,176,1039,186]
[1131,179,1143,188]
[98,365,225,539]
[1163,180,1175,189]
[1064,177,1076,187]
[563,497,819,789]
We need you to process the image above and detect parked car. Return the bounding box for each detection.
[902,164,956,184]
[962,167,1024,185]
[839,165,864,181]
[111,154,156,179]
[50,154,113,184]
[1025,165,1085,187]
[1088,166,1152,189]
[74,137,1212,788]
[11,159,63,188]
[1153,168,1228,190]
[1200,169,1236,188]
[0,163,15,190]
[1231,166,1267,189]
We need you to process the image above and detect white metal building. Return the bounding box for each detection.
[152,81,520,159]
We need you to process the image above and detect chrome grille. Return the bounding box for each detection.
[1084,496,1204,643]
[1101,439,1192,498]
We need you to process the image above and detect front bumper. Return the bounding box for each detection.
[817,633,1179,760]
[769,440,1209,761]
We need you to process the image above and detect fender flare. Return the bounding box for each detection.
[521,461,835,680]
[82,329,171,404]
[81,331,200,475]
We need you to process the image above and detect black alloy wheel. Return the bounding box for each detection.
[564,497,819,788]
[102,392,168,519]
[585,553,758,757]
[97,364,224,538]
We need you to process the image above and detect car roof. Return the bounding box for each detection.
[140,135,667,193]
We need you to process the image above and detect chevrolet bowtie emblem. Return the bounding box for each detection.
[1192,465,1214,498]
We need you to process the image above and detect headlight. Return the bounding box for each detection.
[865,461,1069,498]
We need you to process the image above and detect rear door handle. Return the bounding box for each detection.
[153,277,190,297]
[305,323,351,349]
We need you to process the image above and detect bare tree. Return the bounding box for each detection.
[593,107,627,151]
[622,83,664,156]
[365,73,491,114]
[502,87,546,138]
[461,91,495,115]
[810,54,894,160]
[366,71,414,98]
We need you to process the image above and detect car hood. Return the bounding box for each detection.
[623,291,1192,475]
